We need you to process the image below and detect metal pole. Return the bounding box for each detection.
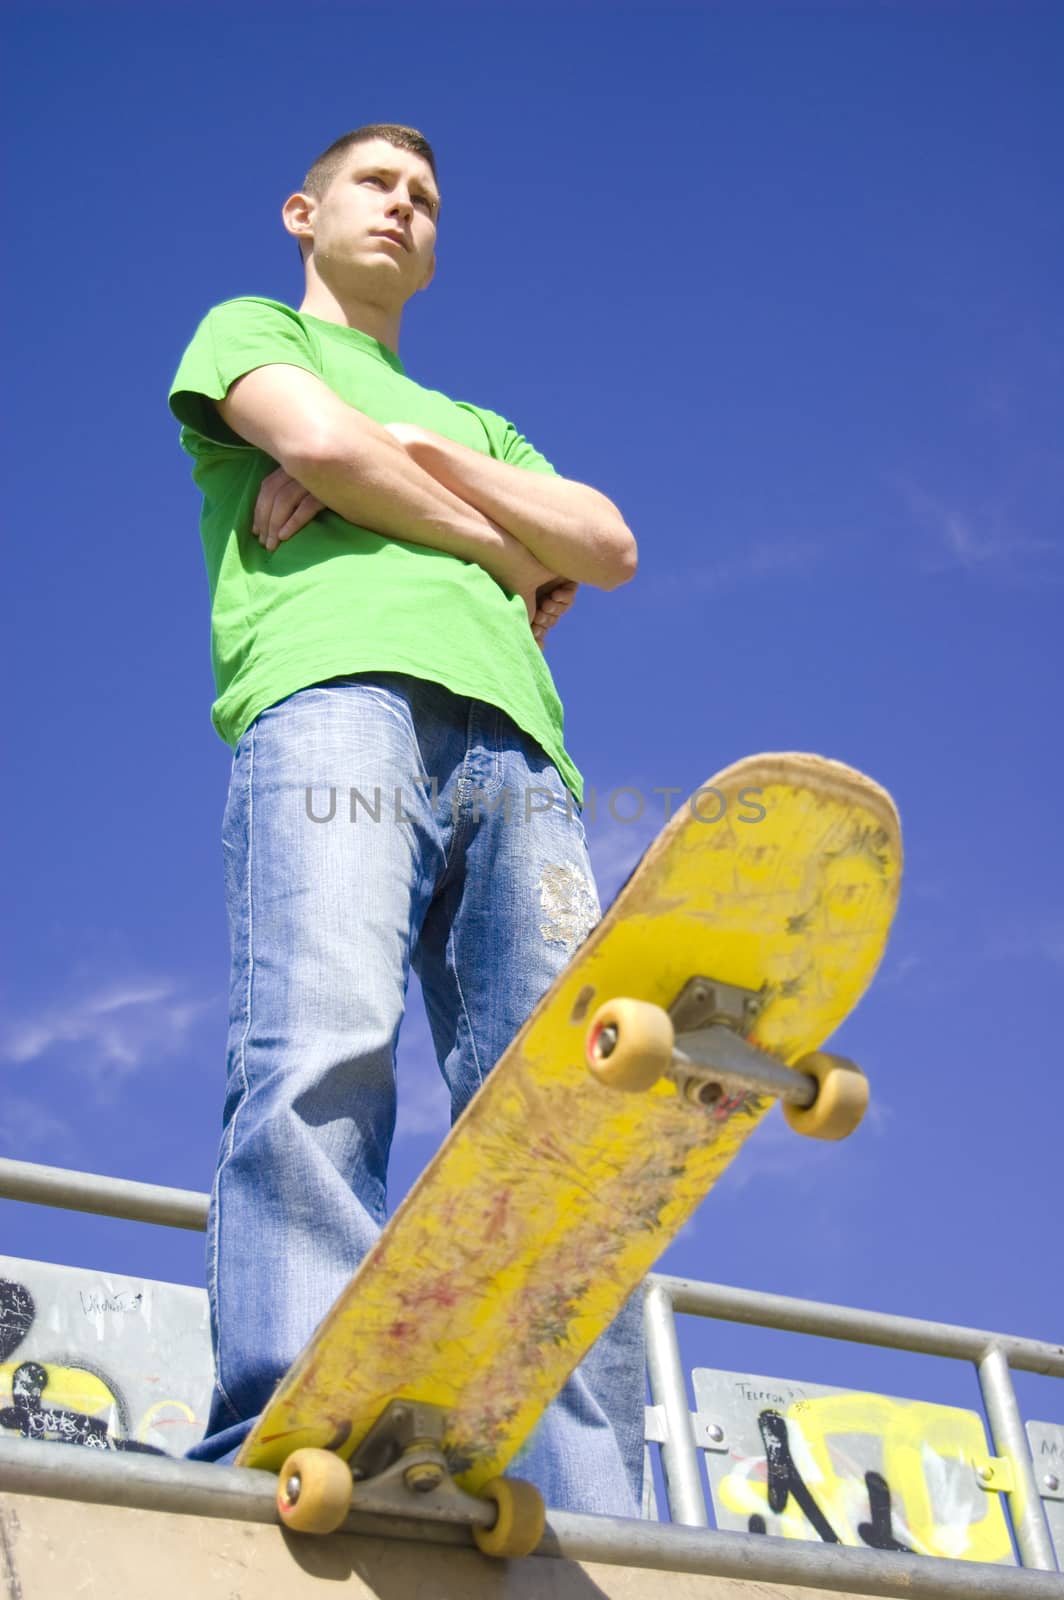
[544,1513,1064,1599]
[658,1273,1064,1377]
[0,1157,209,1231]
[0,1434,277,1525]
[2,1437,1061,1599]
[978,1345,1058,1572]
[644,1279,707,1526]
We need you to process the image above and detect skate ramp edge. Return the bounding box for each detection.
[0,1490,893,1600]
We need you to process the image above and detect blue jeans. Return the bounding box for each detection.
[188,671,644,1516]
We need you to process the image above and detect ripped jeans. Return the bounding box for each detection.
[188,671,645,1517]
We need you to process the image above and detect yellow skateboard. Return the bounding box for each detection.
[237,753,902,1555]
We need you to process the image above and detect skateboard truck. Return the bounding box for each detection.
[275,1399,546,1556]
[585,976,869,1140]
[667,976,812,1107]
[347,1398,452,1490]
[668,975,768,1035]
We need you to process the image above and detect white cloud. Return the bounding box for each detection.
[1,1094,79,1162]
[983,916,1064,970]
[898,479,1060,576]
[876,953,924,989]
[708,1103,830,1194]
[647,538,824,600]
[585,809,659,907]
[0,979,216,1077]
[709,1089,891,1200]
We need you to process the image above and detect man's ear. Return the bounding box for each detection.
[417,252,436,293]
[282,191,315,254]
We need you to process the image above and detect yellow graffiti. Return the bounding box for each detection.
[136,1398,197,1444]
[0,1360,121,1435]
[717,1391,1012,1563]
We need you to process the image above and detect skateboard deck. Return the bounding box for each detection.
[238,753,901,1509]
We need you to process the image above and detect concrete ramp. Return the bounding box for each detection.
[0,1491,887,1600]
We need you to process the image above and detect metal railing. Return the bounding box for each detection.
[2,1154,1062,1594]
[643,1274,1063,1572]
[0,1156,208,1231]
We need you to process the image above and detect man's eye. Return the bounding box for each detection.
[360,175,386,187]
[413,196,433,211]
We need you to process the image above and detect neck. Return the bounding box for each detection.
[298,271,403,354]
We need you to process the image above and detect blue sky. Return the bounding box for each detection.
[3,0,1061,1509]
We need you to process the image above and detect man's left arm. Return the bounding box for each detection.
[388,423,637,590]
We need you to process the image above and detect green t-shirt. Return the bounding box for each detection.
[168,296,583,802]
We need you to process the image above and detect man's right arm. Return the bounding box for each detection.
[217,364,558,611]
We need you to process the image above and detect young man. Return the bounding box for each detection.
[169,124,643,1516]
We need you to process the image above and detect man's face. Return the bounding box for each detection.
[299,138,439,300]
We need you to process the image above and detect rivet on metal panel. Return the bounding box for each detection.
[973,1455,1016,1493]
[692,1414,728,1452]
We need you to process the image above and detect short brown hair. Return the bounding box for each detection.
[302,124,438,200]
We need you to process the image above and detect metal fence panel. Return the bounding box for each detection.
[0,1255,211,1458]
[1025,1421,1064,1569]
[692,1366,1016,1567]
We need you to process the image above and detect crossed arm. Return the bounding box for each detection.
[217,364,637,646]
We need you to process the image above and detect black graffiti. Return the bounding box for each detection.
[79,1290,143,1317]
[0,1277,163,1455]
[0,1280,34,1363]
[757,1407,840,1541]
[859,1469,913,1552]
[747,1409,912,1553]
[0,1360,111,1448]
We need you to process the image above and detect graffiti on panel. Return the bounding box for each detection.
[1,1276,200,1456]
[716,1390,1012,1564]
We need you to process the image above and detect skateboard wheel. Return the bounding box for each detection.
[585,998,675,1092]
[276,1447,353,1535]
[784,1051,869,1140]
[473,1476,545,1558]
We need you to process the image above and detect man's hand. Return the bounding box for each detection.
[219,365,631,599]
[531,579,579,650]
[249,432,580,647]
[252,467,324,551]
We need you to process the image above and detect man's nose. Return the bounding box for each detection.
[388,190,414,220]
